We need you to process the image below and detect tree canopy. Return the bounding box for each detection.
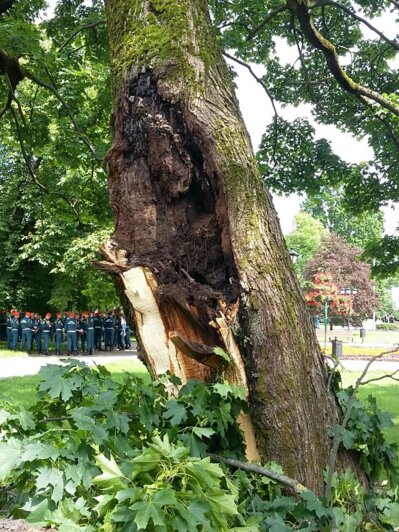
[210,0,399,274]
[0,0,118,310]
[302,186,384,250]
[285,211,328,283]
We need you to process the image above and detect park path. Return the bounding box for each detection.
[338,359,399,372]
[0,349,139,379]
[1,351,399,379]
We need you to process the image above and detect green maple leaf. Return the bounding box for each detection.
[342,429,356,450]
[163,399,187,425]
[94,453,124,485]
[132,488,177,530]
[213,383,233,398]
[0,438,23,479]
[301,490,329,518]
[202,490,238,520]
[36,466,63,491]
[39,377,74,401]
[213,346,231,366]
[179,433,207,457]
[187,499,211,528]
[192,427,215,440]
[16,410,36,430]
[23,498,50,525]
[22,441,59,461]
[0,409,10,424]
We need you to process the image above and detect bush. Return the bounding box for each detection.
[376,323,399,331]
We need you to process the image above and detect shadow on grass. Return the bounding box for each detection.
[0,360,150,410]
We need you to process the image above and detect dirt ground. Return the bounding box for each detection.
[0,521,47,531]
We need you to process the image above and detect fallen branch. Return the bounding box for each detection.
[325,347,398,502]
[209,454,307,494]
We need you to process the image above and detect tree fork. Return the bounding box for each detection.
[103,0,363,492]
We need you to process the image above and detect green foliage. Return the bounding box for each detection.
[0,361,398,530]
[0,361,249,529]
[285,211,328,285]
[335,388,399,484]
[302,187,384,251]
[0,0,114,311]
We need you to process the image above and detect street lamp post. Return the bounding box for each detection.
[340,287,358,331]
[323,297,333,350]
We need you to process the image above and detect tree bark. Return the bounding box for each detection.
[103,0,361,493]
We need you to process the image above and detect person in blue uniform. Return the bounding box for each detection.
[52,312,64,356]
[86,311,94,355]
[78,313,87,353]
[117,313,127,350]
[125,323,131,349]
[32,313,42,354]
[64,312,78,356]
[104,310,115,352]
[41,313,52,356]
[94,311,103,351]
[20,311,33,354]
[10,311,20,351]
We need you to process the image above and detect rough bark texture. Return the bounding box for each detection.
[103,0,361,493]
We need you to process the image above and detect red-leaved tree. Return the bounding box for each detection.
[305,273,352,320]
[304,235,378,326]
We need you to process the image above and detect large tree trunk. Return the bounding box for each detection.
[102,0,359,493]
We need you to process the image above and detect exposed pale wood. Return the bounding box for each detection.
[122,267,178,377]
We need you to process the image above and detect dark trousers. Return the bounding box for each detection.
[86,330,94,353]
[67,332,77,354]
[54,331,63,353]
[80,333,86,352]
[20,330,32,352]
[94,328,102,348]
[42,332,51,353]
[104,329,114,350]
[34,332,42,352]
[6,327,11,348]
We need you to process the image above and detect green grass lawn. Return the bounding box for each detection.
[0,359,150,409]
[0,341,28,357]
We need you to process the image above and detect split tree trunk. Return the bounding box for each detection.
[102,0,360,493]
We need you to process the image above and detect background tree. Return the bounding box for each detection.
[285,210,328,284]
[302,186,384,250]
[0,0,119,311]
[304,234,378,326]
[210,0,399,274]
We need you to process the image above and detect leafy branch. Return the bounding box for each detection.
[58,19,107,52]
[287,0,399,117]
[325,347,399,503]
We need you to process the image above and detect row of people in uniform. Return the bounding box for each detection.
[1,310,132,356]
